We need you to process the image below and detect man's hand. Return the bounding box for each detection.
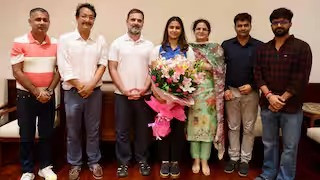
[36,89,51,103]
[123,88,141,100]
[268,104,279,112]
[137,87,149,97]
[268,94,285,111]
[78,82,95,98]
[238,84,252,95]
[224,90,233,101]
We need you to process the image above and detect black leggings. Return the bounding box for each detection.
[158,119,186,162]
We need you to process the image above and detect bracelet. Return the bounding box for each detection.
[264,91,272,97]
[266,93,273,100]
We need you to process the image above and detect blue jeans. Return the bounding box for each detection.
[260,109,303,180]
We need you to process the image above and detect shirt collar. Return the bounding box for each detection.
[270,34,295,46]
[165,43,180,51]
[124,33,145,43]
[73,29,95,42]
[232,36,254,46]
[28,32,51,45]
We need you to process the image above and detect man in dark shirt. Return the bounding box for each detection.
[254,8,312,180]
[222,13,263,177]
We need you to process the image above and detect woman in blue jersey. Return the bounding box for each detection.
[150,16,195,179]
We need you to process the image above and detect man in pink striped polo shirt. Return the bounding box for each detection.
[10,8,60,180]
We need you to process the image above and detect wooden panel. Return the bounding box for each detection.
[7,80,16,121]
[100,83,116,141]
[303,83,320,103]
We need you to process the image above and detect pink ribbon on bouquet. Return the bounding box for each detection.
[146,96,186,140]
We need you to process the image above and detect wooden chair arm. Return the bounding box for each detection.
[0,104,17,117]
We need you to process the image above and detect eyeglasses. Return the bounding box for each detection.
[80,15,95,21]
[271,20,290,26]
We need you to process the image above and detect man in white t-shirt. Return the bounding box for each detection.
[108,8,154,178]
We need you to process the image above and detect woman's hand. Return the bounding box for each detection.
[151,85,167,104]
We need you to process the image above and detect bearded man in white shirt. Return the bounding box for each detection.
[108,8,154,178]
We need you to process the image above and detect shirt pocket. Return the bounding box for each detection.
[281,51,298,64]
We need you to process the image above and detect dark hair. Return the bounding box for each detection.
[75,3,96,18]
[192,19,211,34]
[269,8,293,22]
[29,7,49,17]
[234,13,252,25]
[161,16,189,52]
[127,8,144,20]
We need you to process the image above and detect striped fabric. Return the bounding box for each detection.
[10,32,57,91]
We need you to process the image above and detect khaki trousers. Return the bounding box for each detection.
[225,87,259,163]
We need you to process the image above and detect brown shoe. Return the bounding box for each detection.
[69,166,81,180]
[89,164,103,179]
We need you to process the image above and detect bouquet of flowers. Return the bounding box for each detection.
[146,55,205,139]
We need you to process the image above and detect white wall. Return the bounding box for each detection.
[1,0,319,104]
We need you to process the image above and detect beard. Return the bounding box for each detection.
[273,27,289,37]
[129,26,141,35]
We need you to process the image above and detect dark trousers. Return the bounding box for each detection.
[115,94,153,165]
[158,119,186,162]
[16,89,55,173]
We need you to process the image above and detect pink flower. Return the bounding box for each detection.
[155,83,159,87]
[152,75,156,82]
[176,88,182,93]
[175,66,185,75]
[166,78,173,84]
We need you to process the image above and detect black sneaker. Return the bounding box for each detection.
[117,164,128,178]
[238,162,249,177]
[170,162,180,179]
[224,160,237,173]
[160,162,170,178]
[138,161,151,176]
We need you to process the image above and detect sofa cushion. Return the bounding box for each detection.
[307,127,320,143]
[0,118,39,138]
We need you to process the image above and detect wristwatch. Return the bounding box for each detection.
[46,88,54,96]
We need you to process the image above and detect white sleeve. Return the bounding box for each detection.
[57,37,77,81]
[108,40,119,62]
[149,45,161,64]
[97,35,108,67]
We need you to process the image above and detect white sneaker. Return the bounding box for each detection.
[38,166,57,180]
[20,173,35,180]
